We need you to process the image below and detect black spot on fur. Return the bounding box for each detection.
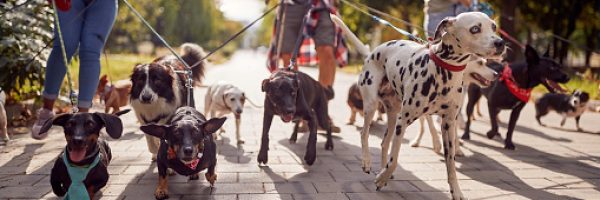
[386,41,397,46]
[457,54,469,63]
[416,101,420,107]
[413,71,418,79]
[376,52,381,60]
[411,52,416,57]
[367,79,372,85]
[408,98,412,105]
[400,87,404,96]
[415,56,422,66]
[396,60,400,66]
[395,125,402,135]
[421,75,434,96]
[429,92,437,102]
[412,84,418,97]
[441,104,449,109]
[457,87,463,93]
[404,113,409,117]
[408,63,414,74]
[441,87,449,96]
[423,107,429,113]
[444,123,450,130]
[420,70,428,77]
[420,54,429,69]
[370,54,374,60]
[441,70,448,84]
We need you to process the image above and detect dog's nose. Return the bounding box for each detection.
[235,108,242,114]
[72,136,85,146]
[183,146,193,155]
[493,39,505,49]
[141,93,152,102]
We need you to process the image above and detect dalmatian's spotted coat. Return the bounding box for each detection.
[333,12,505,199]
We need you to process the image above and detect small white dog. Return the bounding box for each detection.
[205,82,260,144]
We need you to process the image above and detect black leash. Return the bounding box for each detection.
[287,7,313,70]
[189,3,280,69]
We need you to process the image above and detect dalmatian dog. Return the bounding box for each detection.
[410,58,498,155]
[332,12,505,199]
[205,82,261,144]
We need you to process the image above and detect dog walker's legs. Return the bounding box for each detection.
[375,117,407,190]
[441,110,465,200]
[504,104,525,150]
[257,111,274,165]
[235,114,244,144]
[410,117,426,148]
[290,121,299,144]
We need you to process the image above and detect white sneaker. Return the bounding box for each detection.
[31,108,54,140]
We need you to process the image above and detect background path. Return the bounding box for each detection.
[1,50,599,200]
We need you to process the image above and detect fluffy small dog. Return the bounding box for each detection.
[535,90,590,131]
[205,82,261,144]
[97,75,132,114]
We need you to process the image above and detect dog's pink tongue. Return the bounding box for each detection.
[69,149,87,162]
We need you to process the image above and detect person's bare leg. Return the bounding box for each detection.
[281,53,298,71]
[316,45,336,87]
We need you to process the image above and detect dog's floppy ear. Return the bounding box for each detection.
[433,17,455,42]
[39,113,72,135]
[525,45,540,65]
[140,124,172,140]
[202,117,227,135]
[261,79,270,92]
[93,113,124,139]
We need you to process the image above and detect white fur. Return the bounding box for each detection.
[333,12,504,200]
[205,82,246,144]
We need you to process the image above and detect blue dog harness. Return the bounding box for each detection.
[62,151,100,200]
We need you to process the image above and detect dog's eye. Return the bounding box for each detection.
[230,98,235,101]
[470,26,481,34]
[491,24,497,32]
[86,121,94,128]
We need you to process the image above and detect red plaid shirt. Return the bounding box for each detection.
[267,0,348,72]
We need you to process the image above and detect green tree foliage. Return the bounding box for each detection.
[0,0,53,100]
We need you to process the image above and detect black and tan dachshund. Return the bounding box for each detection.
[40,110,129,199]
[141,107,225,200]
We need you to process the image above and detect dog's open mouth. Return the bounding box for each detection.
[470,73,492,87]
[544,79,567,93]
[68,146,87,162]
[281,114,294,123]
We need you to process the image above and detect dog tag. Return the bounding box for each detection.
[197,152,203,159]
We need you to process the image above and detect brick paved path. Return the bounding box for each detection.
[1,50,599,200]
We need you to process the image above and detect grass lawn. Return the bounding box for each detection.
[66,54,154,87]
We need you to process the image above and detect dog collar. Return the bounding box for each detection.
[429,50,466,72]
[62,150,100,200]
[499,65,531,102]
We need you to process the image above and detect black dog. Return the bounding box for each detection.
[535,90,589,131]
[39,109,129,199]
[462,45,570,149]
[141,107,225,200]
[259,69,333,166]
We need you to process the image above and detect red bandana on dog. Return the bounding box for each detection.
[429,50,466,72]
[168,147,200,170]
[500,65,531,102]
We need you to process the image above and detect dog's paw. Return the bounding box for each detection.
[257,152,268,165]
[374,171,390,191]
[237,139,245,145]
[325,140,334,150]
[361,158,372,174]
[486,131,500,139]
[205,173,217,186]
[154,188,169,200]
[346,121,354,125]
[304,151,316,165]
[504,142,516,150]
[577,127,584,132]
[433,144,442,154]
[455,148,465,157]
[461,133,470,140]
[409,140,420,147]
[189,173,199,180]
[451,190,466,200]
[289,138,297,144]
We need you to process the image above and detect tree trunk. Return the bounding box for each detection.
[500,0,520,61]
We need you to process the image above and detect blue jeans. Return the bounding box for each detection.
[43,0,117,108]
